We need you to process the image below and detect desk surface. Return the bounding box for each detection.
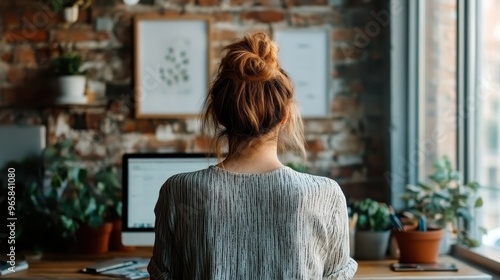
[2,248,492,280]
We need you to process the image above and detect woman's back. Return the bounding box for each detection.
[149,166,357,279]
[148,32,357,279]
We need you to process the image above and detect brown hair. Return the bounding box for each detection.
[201,32,305,159]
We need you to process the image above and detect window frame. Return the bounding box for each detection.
[390,0,500,275]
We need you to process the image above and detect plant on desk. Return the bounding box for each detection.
[351,198,392,260]
[41,139,119,254]
[0,139,121,254]
[400,156,486,249]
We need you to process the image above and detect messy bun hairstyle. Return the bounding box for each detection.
[202,32,305,158]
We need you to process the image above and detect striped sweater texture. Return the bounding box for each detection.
[148,165,358,280]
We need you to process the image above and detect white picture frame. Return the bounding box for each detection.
[134,14,212,118]
[274,28,329,118]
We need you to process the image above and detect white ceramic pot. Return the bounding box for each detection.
[63,5,79,23]
[123,0,140,5]
[56,75,87,104]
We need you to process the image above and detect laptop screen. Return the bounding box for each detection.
[122,153,218,232]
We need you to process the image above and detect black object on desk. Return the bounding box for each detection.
[391,262,459,272]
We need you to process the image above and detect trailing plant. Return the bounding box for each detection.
[352,198,392,232]
[400,156,486,247]
[50,0,92,12]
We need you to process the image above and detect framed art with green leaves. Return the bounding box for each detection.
[134,14,212,118]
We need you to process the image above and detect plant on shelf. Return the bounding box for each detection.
[50,0,92,23]
[351,198,392,260]
[400,156,486,248]
[52,50,87,104]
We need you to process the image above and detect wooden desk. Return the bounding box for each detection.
[353,256,492,280]
[3,249,492,279]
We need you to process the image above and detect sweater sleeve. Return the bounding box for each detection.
[323,182,358,279]
[147,182,177,280]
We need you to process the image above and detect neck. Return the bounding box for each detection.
[220,141,283,174]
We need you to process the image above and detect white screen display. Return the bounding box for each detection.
[127,157,217,229]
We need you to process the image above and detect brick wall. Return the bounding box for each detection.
[0,0,390,202]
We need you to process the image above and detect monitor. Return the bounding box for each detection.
[121,153,218,246]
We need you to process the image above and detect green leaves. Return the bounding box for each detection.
[474,197,483,208]
[400,156,485,248]
[52,52,84,76]
[352,198,391,232]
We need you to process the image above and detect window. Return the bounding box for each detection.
[392,0,500,269]
[475,0,500,251]
[418,0,458,179]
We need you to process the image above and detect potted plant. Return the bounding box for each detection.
[51,0,92,23]
[95,166,133,251]
[52,51,87,104]
[352,198,392,260]
[0,139,120,254]
[400,156,486,250]
[42,139,116,254]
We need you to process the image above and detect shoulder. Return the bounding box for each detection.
[159,168,212,196]
[288,169,342,192]
[283,169,346,204]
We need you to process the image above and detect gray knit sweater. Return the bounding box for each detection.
[148,165,358,280]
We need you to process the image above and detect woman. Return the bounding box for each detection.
[148,32,357,279]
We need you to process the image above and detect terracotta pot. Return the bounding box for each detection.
[393,228,444,263]
[109,219,135,252]
[76,223,113,254]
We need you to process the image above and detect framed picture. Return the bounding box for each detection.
[134,14,212,118]
[274,28,329,118]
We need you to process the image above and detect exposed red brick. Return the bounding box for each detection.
[242,10,285,23]
[14,45,36,64]
[4,29,48,43]
[0,87,17,105]
[85,112,105,130]
[6,67,26,84]
[230,0,244,5]
[333,46,361,60]
[172,0,192,4]
[213,29,237,41]
[306,139,325,153]
[213,11,232,22]
[122,119,138,133]
[36,47,52,62]
[196,0,218,6]
[350,81,363,93]
[1,52,13,63]
[331,96,359,114]
[290,13,326,26]
[53,29,110,42]
[137,120,155,133]
[285,0,327,6]
[332,28,354,41]
[22,9,59,27]
[193,136,211,152]
[367,152,384,176]
[77,8,90,23]
[3,10,20,29]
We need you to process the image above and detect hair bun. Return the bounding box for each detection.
[221,32,280,82]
